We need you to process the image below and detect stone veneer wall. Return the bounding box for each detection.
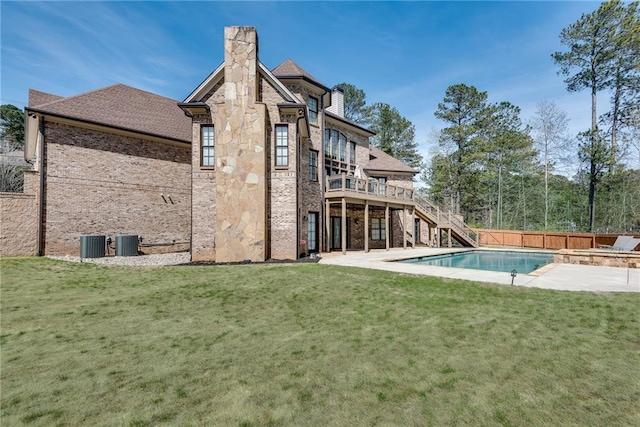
[41,122,190,256]
[555,249,639,268]
[214,27,268,262]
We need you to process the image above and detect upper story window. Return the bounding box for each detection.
[324,128,357,175]
[308,96,318,124]
[339,133,347,162]
[375,177,387,185]
[275,124,288,167]
[372,176,387,195]
[201,125,214,167]
[309,150,318,181]
[331,130,339,160]
[324,129,330,155]
[324,129,356,175]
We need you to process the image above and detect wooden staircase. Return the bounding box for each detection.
[414,194,478,248]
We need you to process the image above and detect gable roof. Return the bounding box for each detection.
[28,89,64,107]
[183,61,301,104]
[26,84,191,143]
[271,59,330,92]
[364,146,418,175]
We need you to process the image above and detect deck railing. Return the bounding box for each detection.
[326,175,414,201]
[413,194,478,247]
[325,173,478,247]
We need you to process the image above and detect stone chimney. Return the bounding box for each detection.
[224,26,259,105]
[215,26,268,263]
[326,86,345,118]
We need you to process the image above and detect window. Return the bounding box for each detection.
[376,177,387,195]
[307,212,318,252]
[324,129,356,170]
[201,125,214,167]
[309,150,318,181]
[339,133,347,162]
[324,129,331,156]
[275,125,288,167]
[308,96,318,124]
[371,218,385,241]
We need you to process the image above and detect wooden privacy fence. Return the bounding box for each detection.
[474,229,640,251]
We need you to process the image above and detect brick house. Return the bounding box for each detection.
[11,25,476,260]
[22,85,192,256]
[178,26,476,262]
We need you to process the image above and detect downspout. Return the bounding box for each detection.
[189,128,194,262]
[37,116,46,256]
[296,124,300,259]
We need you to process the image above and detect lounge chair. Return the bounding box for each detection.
[599,236,640,251]
[619,238,640,252]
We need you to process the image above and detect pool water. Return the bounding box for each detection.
[398,250,554,274]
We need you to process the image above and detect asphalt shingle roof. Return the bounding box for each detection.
[365,146,418,174]
[27,84,191,143]
[271,59,326,89]
[28,89,64,108]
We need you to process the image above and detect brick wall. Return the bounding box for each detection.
[0,192,37,256]
[386,174,414,190]
[191,106,216,261]
[263,79,299,260]
[327,204,408,251]
[418,219,432,245]
[298,87,325,256]
[41,121,190,256]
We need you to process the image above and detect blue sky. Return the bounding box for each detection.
[1,1,605,164]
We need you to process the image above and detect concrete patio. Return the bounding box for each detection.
[319,247,640,293]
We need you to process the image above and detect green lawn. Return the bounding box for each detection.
[1,258,638,426]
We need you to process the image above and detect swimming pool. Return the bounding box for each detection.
[398,250,554,274]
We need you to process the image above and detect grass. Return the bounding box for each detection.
[1,257,639,426]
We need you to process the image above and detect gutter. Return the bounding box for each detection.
[324,111,376,136]
[37,116,45,256]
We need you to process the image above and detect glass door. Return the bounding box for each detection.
[307,213,318,253]
[331,217,341,250]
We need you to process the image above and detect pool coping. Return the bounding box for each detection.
[319,247,640,293]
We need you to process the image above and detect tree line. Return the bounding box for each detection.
[0,104,25,192]
[1,1,637,232]
[340,0,639,234]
